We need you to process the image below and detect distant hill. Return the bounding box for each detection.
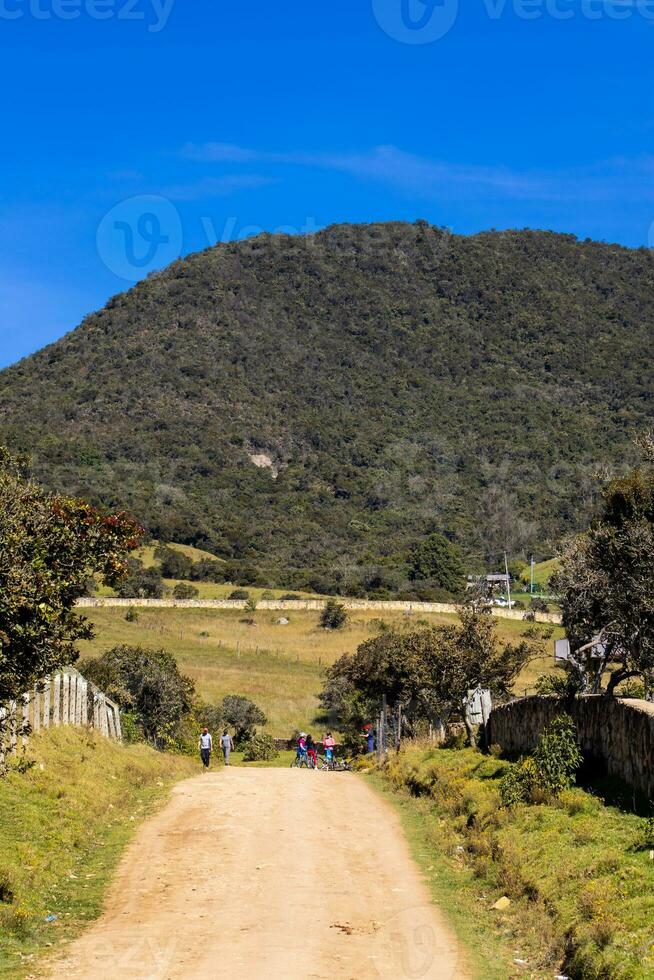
[1,222,652,595]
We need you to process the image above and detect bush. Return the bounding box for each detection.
[320,598,348,630]
[242,733,278,762]
[500,715,582,806]
[280,593,301,600]
[116,559,164,599]
[533,714,583,794]
[125,608,139,623]
[530,596,550,613]
[172,582,199,600]
[229,588,250,600]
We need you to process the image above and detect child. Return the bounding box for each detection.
[296,732,307,760]
[306,734,317,768]
[323,731,336,765]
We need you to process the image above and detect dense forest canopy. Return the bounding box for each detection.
[0,221,652,593]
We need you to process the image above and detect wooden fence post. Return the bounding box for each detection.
[43,678,51,728]
[53,674,61,726]
[100,697,109,737]
[106,706,116,739]
[32,686,41,733]
[113,703,122,740]
[74,674,83,725]
[62,673,70,726]
[93,690,100,731]
[81,679,88,725]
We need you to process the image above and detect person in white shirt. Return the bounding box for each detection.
[220,730,234,766]
[199,727,213,768]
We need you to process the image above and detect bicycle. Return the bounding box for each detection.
[318,754,352,772]
[290,752,312,768]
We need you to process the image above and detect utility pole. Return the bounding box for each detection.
[504,551,512,609]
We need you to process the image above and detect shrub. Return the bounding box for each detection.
[125,608,139,623]
[229,588,250,600]
[242,733,278,762]
[320,598,348,630]
[533,714,583,795]
[280,592,301,600]
[116,559,164,599]
[172,582,199,600]
[530,596,550,613]
[500,715,582,806]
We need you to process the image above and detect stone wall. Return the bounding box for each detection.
[76,596,560,624]
[487,695,654,799]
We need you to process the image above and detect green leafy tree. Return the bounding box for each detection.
[408,533,465,595]
[553,455,654,697]
[155,544,194,580]
[320,598,348,630]
[116,558,164,599]
[80,645,195,747]
[220,695,267,745]
[322,610,535,746]
[172,582,199,600]
[0,447,141,710]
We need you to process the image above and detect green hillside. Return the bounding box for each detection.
[1,222,652,594]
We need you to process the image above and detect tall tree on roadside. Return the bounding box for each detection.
[0,447,142,711]
[553,445,654,699]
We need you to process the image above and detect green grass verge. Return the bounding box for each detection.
[378,745,654,979]
[0,728,196,976]
[364,770,515,980]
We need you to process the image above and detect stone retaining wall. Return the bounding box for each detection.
[487,695,654,799]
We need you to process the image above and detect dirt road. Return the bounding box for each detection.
[46,768,465,979]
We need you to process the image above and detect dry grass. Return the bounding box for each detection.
[77,608,561,736]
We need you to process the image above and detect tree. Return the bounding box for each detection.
[220,695,267,745]
[155,543,194,580]
[80,645,195,747]
[408,533,465,595]
[322,610,536,745]
[553,461,654,698]
[172,582,199,600]
[0,447,141,711]
[115,558,164,599]
[320,598,348,630]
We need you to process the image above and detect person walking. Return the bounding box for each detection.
[199,727,213,769]
[220,729,234,766]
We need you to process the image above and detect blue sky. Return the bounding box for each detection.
[1,0,653,367]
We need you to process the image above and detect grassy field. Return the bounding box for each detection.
[381,744,654,979]
[0,728,195,976]
[76,607,562,736]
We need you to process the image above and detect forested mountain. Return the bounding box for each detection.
[1,221,652,595]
